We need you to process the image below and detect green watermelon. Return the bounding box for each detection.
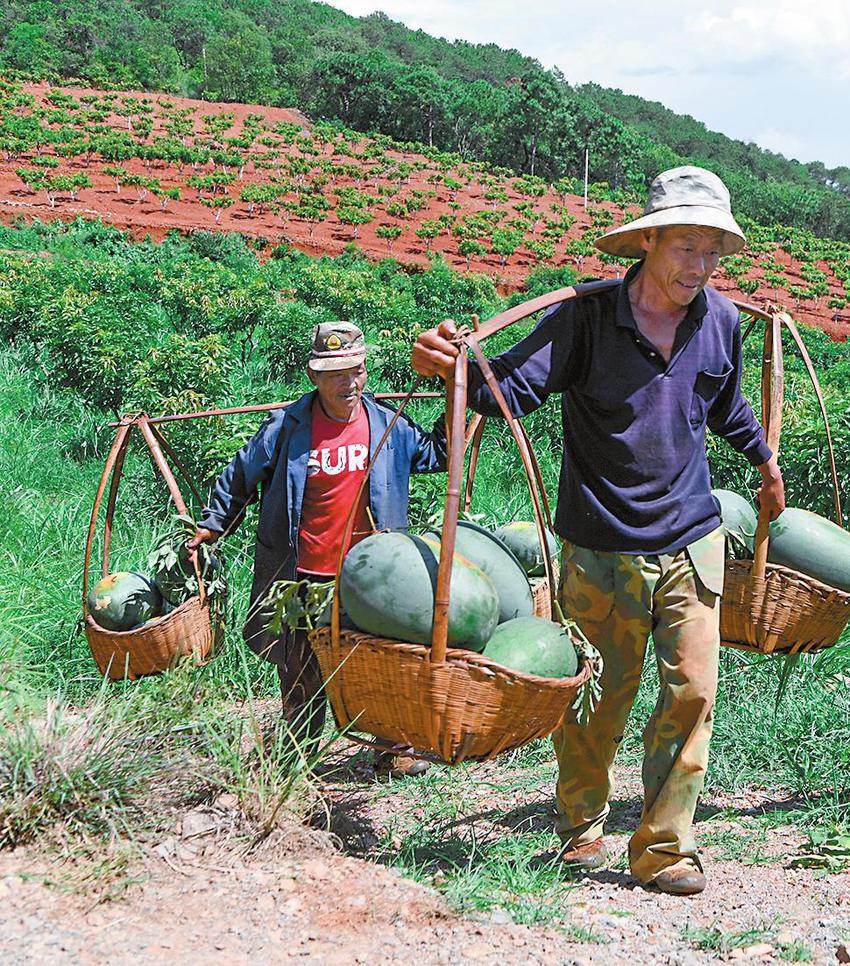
[768,507,850,592]
[87,572,162,631]
[482,616,579,678]
[712,488,757,555]
[340,531,500,651]
[425,521,533,623]
[492,521,558,577]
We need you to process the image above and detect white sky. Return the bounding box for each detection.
[330,0,849,169]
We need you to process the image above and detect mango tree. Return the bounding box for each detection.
[376,224,403,252]
[337,206,373,238]
[490,228,523,268]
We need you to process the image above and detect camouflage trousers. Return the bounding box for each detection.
[552,528,725,883]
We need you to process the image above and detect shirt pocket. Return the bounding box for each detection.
[690,367,732,427]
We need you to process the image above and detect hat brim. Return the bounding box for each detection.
[308,352,366,372]
[594,206,746,259]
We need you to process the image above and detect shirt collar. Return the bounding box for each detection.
[615,260,709,330]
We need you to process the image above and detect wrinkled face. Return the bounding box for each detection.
[309,361,368,420]
[640,225,724,310]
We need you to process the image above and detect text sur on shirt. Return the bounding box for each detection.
[307,444,369,477]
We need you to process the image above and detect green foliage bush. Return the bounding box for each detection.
[1,217,848,518]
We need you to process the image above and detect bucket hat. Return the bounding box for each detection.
[308,321,367,371]
[595,166,746,259]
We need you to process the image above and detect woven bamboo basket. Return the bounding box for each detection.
[309,284,610,765]
[83,415,215,681]
[85,596,213,681]
[721,560,850,655]
[310,630,589,763]
[531,575,555,619]
[719,305,850,654]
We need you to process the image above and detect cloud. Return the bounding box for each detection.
[689,1,850,78]
[328,0,850,165]
[750,127,807,162]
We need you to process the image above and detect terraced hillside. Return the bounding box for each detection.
[2,80,848,338]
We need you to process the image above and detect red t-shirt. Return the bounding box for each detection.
[297,401,371,576]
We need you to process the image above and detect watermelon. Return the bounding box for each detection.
[768,507,850,592]
[425,520,533,623]
[482,616,579,678]
[712,488,757,555]
[340,531,500,651]
[87,572,162,631]
[492,521,558,577]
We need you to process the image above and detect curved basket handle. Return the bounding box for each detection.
[83,421,133,603]
[463,414,486,513]
[83,415,206,610]
[429,356,468,663]
[737,302,842,530]
[752,313,784,580]
[780,314,843,527]
[149,422,206,509]
[464,336,558,610]
[136,416,206,605]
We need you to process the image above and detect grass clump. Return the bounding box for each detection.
[0,685,197,848]
[0,665,331,853]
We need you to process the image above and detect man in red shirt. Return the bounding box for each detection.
[190,322,447,774]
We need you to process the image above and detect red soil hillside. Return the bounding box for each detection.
[2,81,848,339]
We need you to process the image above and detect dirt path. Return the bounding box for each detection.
[0,755,847,965]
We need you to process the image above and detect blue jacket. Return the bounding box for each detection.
[200,391,447,661]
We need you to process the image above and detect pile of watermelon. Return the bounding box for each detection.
[87,542,221,632]
[713,488,850,592]
[338,519,579,678]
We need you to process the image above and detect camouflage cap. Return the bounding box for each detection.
[308,321,367,371]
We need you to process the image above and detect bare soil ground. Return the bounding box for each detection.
[1,82,848,340]
[1,750,847,965]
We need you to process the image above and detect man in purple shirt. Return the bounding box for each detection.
[412,167,785,895]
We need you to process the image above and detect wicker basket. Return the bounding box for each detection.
[309,286,598,765]
[311,628,590,764]
[85,595,214,681]
[718,307,850,655]
[82,415,217,680]
[531,560,560,619]
[721,559,850,655]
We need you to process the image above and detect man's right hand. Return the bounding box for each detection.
[187,528,220,553]
[411,319,460,379]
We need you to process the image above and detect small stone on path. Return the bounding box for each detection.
[729,943,774,959]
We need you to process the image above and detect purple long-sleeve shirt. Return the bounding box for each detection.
[468,264,771,555]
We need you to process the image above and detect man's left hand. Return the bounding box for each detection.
[756,456,785,521]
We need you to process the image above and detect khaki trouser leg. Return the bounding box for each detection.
[553,545,655,846]
[554,536,722,883]
[628,550,720,883]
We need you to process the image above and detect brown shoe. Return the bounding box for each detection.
[653,866,706,895]
[559,838,609,871]
[374,751,430,779]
